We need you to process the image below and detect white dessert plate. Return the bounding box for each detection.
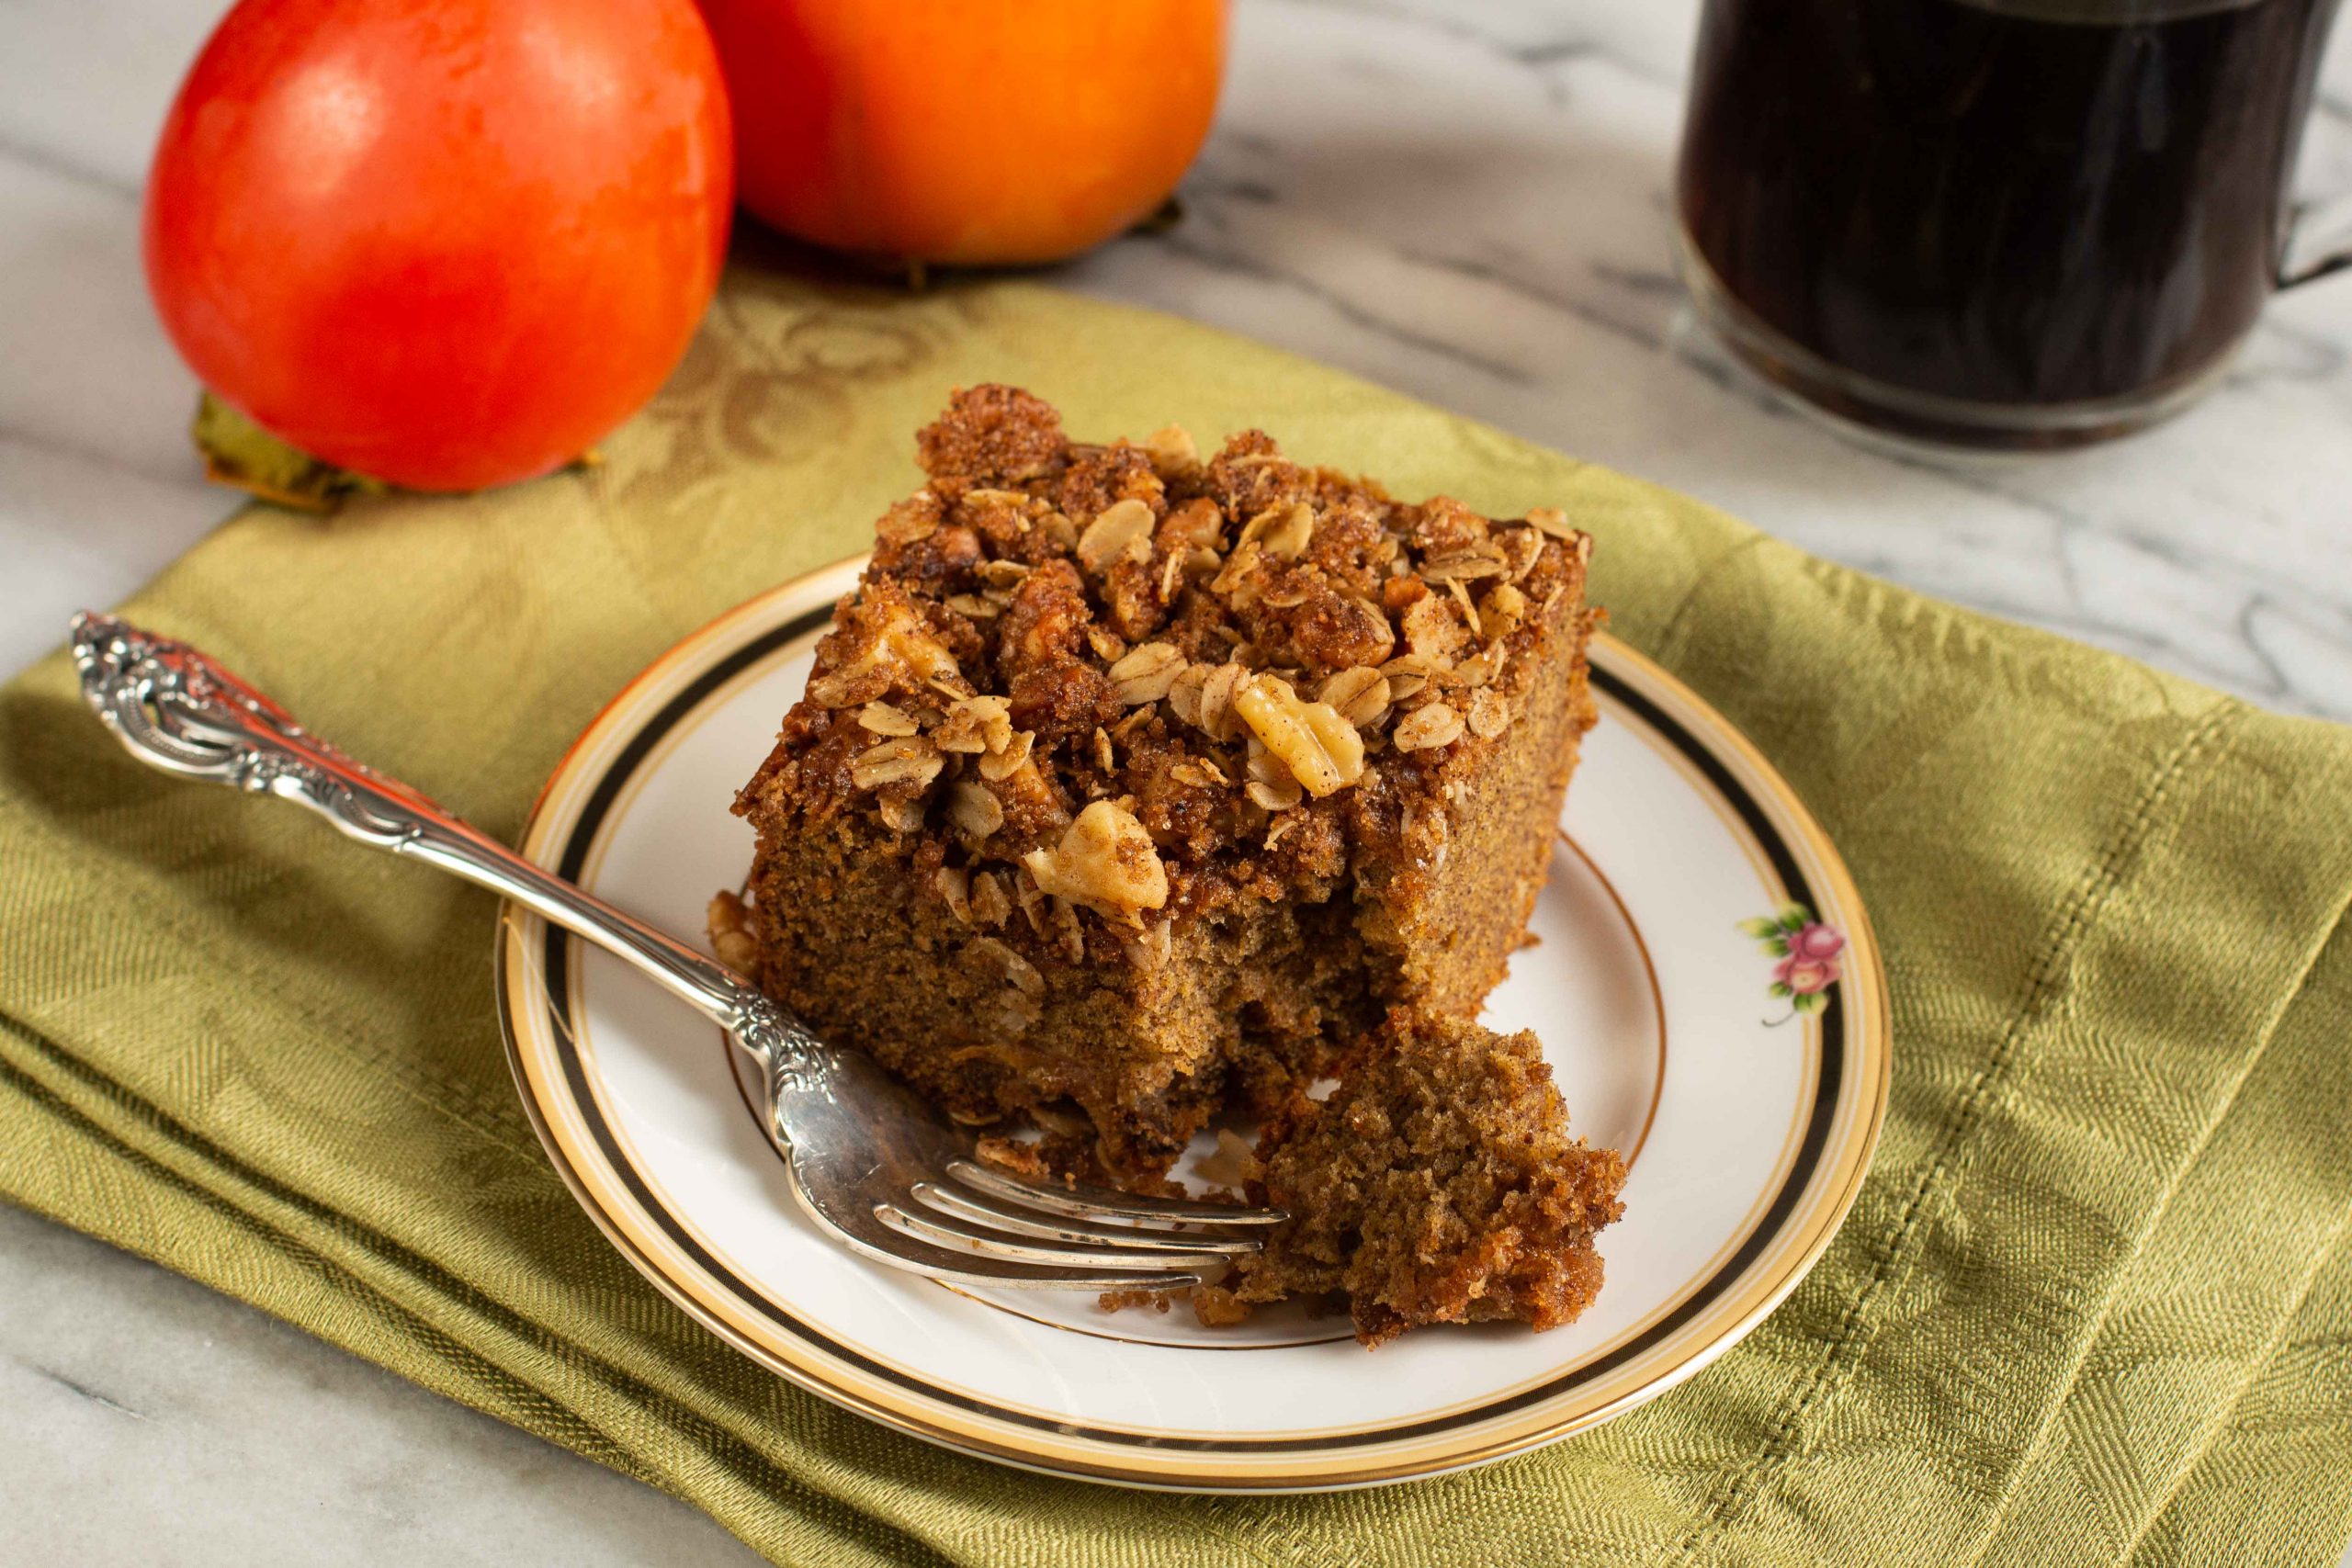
[496,556,1890,1492]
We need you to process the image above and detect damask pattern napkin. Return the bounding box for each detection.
[4,267,2349,1566]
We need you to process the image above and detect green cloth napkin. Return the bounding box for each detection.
[6,265,2351,1568]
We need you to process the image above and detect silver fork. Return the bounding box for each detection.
[69,613,1280,1292]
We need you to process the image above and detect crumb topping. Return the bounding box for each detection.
[740,385,1593,962]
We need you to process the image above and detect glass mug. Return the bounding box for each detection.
[1675,0,2352,450]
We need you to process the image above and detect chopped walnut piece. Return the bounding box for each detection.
[707,891,762,975]
[1393,701,1465,753]
[1108,641,1185,705]
[1075,498,1155,574]
[1479,581,1528,641]
[1019,800,1170,919]
[1234,677,1364,797]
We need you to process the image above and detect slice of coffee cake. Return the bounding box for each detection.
[721,384,1599,1184]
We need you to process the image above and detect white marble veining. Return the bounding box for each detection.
[3,1,2348,1562]
[0,1206,755,1567]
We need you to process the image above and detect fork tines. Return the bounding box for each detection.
[867,1159,1286,1286]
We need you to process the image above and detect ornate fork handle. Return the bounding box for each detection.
[68,612,815,1069]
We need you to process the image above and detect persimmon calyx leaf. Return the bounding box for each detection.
[192,393,389,513]
[190,394,599,508]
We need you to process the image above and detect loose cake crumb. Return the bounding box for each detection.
[1219,1010,1626,1346]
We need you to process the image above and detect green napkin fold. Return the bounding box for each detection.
[6,266,2350,1567]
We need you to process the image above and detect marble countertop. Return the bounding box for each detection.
[4,1,2349,1562]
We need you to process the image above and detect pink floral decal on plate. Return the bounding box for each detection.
[1739,903,1845,1024]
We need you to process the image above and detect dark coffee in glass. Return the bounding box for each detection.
[1677,0,2348,448]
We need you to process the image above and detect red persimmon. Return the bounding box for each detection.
[145,0,733,492]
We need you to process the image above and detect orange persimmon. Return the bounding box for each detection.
[696,0,1227,265]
